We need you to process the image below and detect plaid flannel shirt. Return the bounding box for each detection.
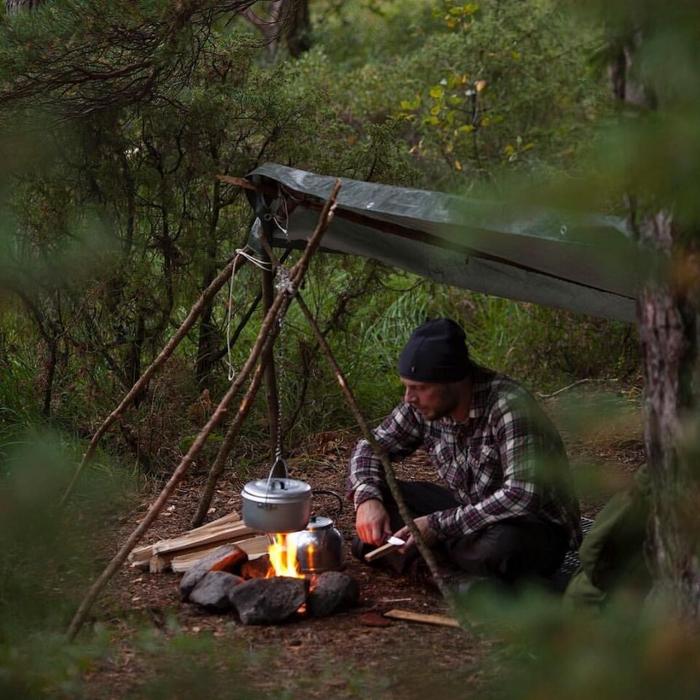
[348,367,582,547]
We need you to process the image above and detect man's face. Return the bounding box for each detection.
[400,378,459,421]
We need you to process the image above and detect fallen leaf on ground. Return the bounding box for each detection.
[359,611,392,627]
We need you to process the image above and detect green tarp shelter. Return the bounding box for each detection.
[246,164,641,322]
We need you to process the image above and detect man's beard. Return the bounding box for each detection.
[421,386,460,421]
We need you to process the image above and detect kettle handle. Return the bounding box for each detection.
[311,489,344,517]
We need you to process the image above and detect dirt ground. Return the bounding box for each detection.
[84,384,645,699]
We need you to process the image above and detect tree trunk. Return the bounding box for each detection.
[613,45,700,617]
[284,0,312,58]
[637,214,700,618]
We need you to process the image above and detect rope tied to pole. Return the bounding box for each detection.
[225,241,272,381]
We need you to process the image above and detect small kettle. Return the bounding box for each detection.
[293,515,344,574]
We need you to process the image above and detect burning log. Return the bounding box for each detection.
[240,554,272,580]
[229,577,308,625]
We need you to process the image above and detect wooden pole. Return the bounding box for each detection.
[260,226,280,459]
[293,293,461,617]
[60,254,249,506]
[65,181,341,642]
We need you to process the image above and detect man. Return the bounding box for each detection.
[348,318,581,585]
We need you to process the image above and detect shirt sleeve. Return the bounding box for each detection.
[347,403,424,510]
[428,390,542,538]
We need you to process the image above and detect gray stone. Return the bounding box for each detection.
[179,545,247,600]
[189,571,242,611]
[229,576,307,625]
[307,571,359,618]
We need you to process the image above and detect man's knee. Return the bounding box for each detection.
[446,526,517,578]
[445,519,568,582]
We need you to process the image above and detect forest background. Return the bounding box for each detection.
[0,0,698,698]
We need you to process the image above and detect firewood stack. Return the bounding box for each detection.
[128,511,269,573]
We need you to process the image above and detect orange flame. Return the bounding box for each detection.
[266,533,304,578]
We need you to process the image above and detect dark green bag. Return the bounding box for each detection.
[564,468,651,609]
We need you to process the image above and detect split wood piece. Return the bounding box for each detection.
[171,535,270,573]
[190,180,342,527]
[129,511,242,564]
[383,609,461,629]
[148,556,170,574]
[131,522,254,563]
[152,522,256,555]
[60,254,249,506]
[134,534,269,573]
[66,179,340,642]
[293,292,460,617]
[364,541,401,563]
[129,520,256,568]
[186,510,240,534]
[130,543,220,571]
[224,534,269,559]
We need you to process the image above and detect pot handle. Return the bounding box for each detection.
[311,489,344,517]
[266,455,289,482]
[262,456,290,506]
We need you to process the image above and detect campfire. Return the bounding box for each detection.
[129,511,358,624]
[266,533,304,579]
[179,534,357,625]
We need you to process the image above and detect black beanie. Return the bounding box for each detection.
[398,318,471,382]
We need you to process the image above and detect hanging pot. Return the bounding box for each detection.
[241,459,312,533]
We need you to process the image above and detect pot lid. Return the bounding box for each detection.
[242,477,311,504]
[304,515,333,530]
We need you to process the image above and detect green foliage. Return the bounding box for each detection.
[0,0,417,471]
[316,0,609,188]
[0,0,640,471]
[0,431,136,697]
[131,631,265,700]
[465,589,700,700]
[460,295,640,390]
[552,1,700,232]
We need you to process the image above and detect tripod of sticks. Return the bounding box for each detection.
[64,179,459,641]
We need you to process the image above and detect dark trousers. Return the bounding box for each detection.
[352,480,570,585]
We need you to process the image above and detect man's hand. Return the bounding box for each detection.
[356,499,392,546]
[394,515,438,552]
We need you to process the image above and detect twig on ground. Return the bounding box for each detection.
[537,377,619,400]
